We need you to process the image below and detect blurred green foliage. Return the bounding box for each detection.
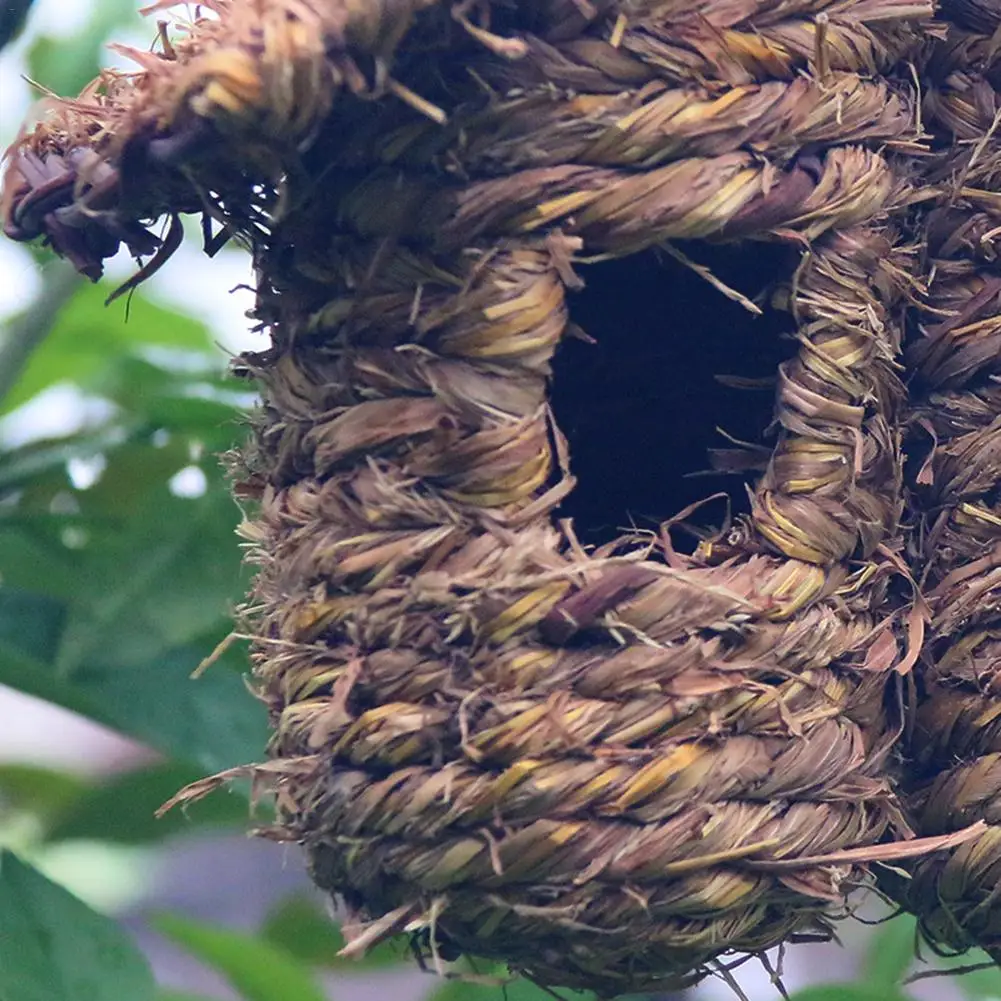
[261,895,407,971]
[152,915,331,1001]
[0,850,155,1001]
[0,4,998,1001]
[0,277,265,772]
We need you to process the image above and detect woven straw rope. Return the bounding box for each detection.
[2,0,989,992]
[884,0,1001,962]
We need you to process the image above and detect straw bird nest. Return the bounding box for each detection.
[3,0,999,994]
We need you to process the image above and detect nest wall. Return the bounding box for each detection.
[1,0,996,993]
[884,0,1001,963]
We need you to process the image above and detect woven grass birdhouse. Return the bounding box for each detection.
[1,0,986,993]
[886,2,1001,964]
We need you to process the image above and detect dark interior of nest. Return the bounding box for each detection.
[549,241,799,552]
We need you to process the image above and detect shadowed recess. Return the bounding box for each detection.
[551,243,796,547]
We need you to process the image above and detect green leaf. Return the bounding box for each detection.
[261,895,406,971]
[26,0,156,98]
[0,479,266,770]
[0,525,79,603]
[787,986,911,1001]
[53,469,246,670]
[1,282,218,416]
[152,913,327,1001]
[0,439,265,769]
[0,765,86,824]
[864,914,917,986]
[139,395,244,451]
[62,439,198,523]
[0,850,155,1001]
[0,425,129,490]
[0,265,262,786]
[0,636,266,775]
[69,642,267,774]
[47,761,256,845]
[430,976,595,1001]
[0,585,67,665]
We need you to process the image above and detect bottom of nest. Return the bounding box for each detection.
[308,837,838,996]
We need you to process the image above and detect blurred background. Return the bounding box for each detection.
[0,3,996,1000]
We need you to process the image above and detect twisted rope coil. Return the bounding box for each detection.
[886,2,1001,960]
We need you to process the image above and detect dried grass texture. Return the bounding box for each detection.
[887,6,1001,962]
[1,0,990,993]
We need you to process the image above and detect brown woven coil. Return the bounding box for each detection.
[2,0,993,993]
[886,1,1001,962]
